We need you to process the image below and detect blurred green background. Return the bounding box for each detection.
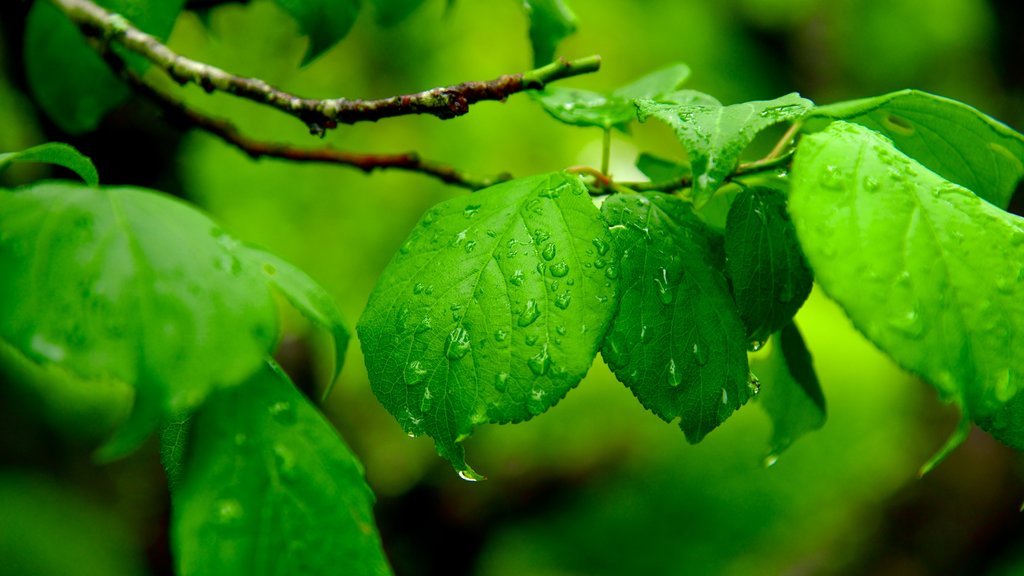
[2,0,1023,574]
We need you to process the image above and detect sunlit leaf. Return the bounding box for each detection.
[754,323,825,459]
[0,143,98,186]
[358,172,617,477]
[635,152,690,183]
[273,0,361,65]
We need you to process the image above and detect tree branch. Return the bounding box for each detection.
[50,0,601,135]
[620,154,794,193]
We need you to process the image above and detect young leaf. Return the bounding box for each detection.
[371,0,427,26]
[24,0,186,134]
[805,90,1024,209]
[171,361,392,576]
[725,186,813,345]
[238,247,350,396]
[358,172,617,478]
[532,63,691,131]
[637,92,813,206]
[754,323,825,460]
[789,121,1024,453]
[600,193,752,443]
[273,0,362,65]
[635,152,690,183]
[0,143,99,186]
[522,0,577,67]
[0,182,279,458]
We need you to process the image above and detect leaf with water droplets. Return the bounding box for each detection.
[532,63,691,131]
[0,142,98,186]
[805,90,1024,209]
[0,181,286,459]
[358,172,617,477]
[725,186,813,345]
[600,193,751,443]
[752,323,825,458]
[172,361,391,576]
[521,0,577,66]
[790,121,1024,456]
[636,92,813,206]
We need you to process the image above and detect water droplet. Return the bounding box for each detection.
[603,331,631,368]
[268,401,297,425]
[273,444,296,480]
[509,270,525,286]
[819,164,848,191]
[692,337,710,366]
[494,329,508,342]
[458,469,482,482]
[528,344,550,376]
[542,243,556,261]
[888,307,923,338]
[592,238,610,256]
[217,499,244,523]
[554,290,572,310]
[527,387,547,415]
[763,453,779,468]
[405,361,428,385]
[556,325,567,336]
[640,325,650,342]
[667,358,682,387]
[654,268,672,305]
[550,262,569,277]
[415,316,432,334]
[748,374,761,396]
[748,340,764,352]
[494,372,510,392]
[525,334,538,346]
[863,176,880,192]
[993,369,1015,403]
[399,241,412,255]
[518,299,541,326]
[594,258,607,269]
[420,387,434,411]
[721,388,729,404]
[465,240,477,253]
[445,326,472,360]
[463,204,481,218]
[604,266,618,280]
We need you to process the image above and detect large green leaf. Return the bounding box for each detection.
[24,0,186,134]
[0,182,344,458]
[600,193,752,443]
[171,361,392,576]
[753,323,825,460]
[521,0,577,67]
[358,172,618,478]
[806,90,1024,209]
[0,143,98,186]
[789,121,1024,451]
[637,92,813,206]
[532,63,691,131]
[274,0,362,65]
[724,186,812,345]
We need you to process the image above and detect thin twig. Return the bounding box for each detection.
[620,153,794,193]
[765,121,802,161]
[51,0,601,135]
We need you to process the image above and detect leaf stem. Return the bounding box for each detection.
[766,121,803,161]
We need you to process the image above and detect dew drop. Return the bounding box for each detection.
[763,454,779,468]
[721,388,729,404]
[494,372,510,392]
[458,469,482,482]
[268,401,297,425]
[603,331,631,368]
[692,337,710,366]
[420,387,434,412]
[525,334,538,346]
[593,258,607,269]
[550,262,570,277]
[405,361,428,385]
[527,344,550,376]
[554,290,572,310]
[863,176,880,192]
[445,326,472,360]
[542,243,557,261]
[216,499,244,524]
[667,358,682,387]
[399,241,413,255]
[818,165,848,191]
[465,240,478,253]
[527,387,547,415]
[509,269,525,286]
[592,238,610,255]
[556,325,567,336]
[654,268,673,305]
[748,340,764,352]
[748,374,761,396]
[518,299,541,327]
[888,307,924,338]
[273,444,296,480]
[463,204,481,218]
[494,329,508,342]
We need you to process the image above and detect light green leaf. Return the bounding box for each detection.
[806,90,1024,209]
[0,143,99,186]
[754,323,825,460]
[274,0,362,65]
[532,63,691,131]
[637,92,813,206]
[238,247,350,398]
[0,182,279,458]
[25,0,186,134]
[724,186,812,345]
[358,172,618,477]
[635,152,690,183]
[789,121,1024,454]
[522,0,577,67]
[371,0,426,26]
[171,361,392,576]
[600,193,752,443]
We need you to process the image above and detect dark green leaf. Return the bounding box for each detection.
[160,416,191,489]
[637,92,813,206]
[0,143,99,186]
[172,361,392,576]
[238,247,350,397]
[358,172,618,478]
[789,121,1024,455]
[371,0,426,26]
[600,193,752,443]
[806,90,1024,209]
[0,182,278,458]
[522,0,577,67]
[532,63,691,131]
[725,186,813,345]
[274,0,362,65]
[24,0,186,134]
[754,323,825,460]
[635,152,690,183]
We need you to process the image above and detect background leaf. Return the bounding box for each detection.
[273,0,362,65]
[635,152,690,183]
[724,185,813,345]
[171,361,392,576]
[600,192,752,443]
[160,416,191,489]
[805,90,1024,209]
[357,172,617,477]
[637,92,813,206]
[789,121,1024,452]
[24,0,186,134]
[0,143,98,186]
[371,0,427,26]
[522,0,577,67]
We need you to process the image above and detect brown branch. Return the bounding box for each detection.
[51,0,601,135]
[620,153,794,193]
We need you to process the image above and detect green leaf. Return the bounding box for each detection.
[24,0,186,134]
[238,247,350,398]
[637,92,813,206]
[789,121,1024,452]
[160,416,191,489]
[635,152,690,183]
[371,0,426,26]
[600,193,752,443]
[724,185,813,345]
[522,0,577,67]
[171,361,392,576]
[357,172,618,477]
[273,0,362,65]
[532,63,691,131]
[0,182,279,458]
[753,323,825,460]
[806,90,1024,209]
[0,143,99,186]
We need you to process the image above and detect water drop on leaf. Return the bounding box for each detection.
[554,290,572,310]
[268,401,297,425]
[518,299,541,326]
[404,361,428,385]
[445,326,472,360]
[542,243,556,261]
[528,344,550,376]
[550,262,570,277]
[667,358,682,387]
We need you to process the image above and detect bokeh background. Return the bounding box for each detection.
[2,0,1024,574]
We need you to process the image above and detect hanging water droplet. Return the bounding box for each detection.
[818,164,848,191]
[542,243,556,261]
[748,340,764,352]
[527,344,550,376]
[748,374,761,396]
[654,268,673,305]
[888,307,924,338]
[268,401,297,425]
[554,290,572,310]
[445,326,472,360]
[217,499,244,523]
[667,358,682,387]
[494,372,510,392]
[550,262,569,277]
[494,329,508,342]
[509,269,525,286]
[458,469,482,482]
[405,361,428,385]
[592,237,610,255]
[518,299,541,326]
[763,453,779,468]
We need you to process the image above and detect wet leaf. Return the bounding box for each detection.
[754,323,825,458]
[0,143,98,186]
